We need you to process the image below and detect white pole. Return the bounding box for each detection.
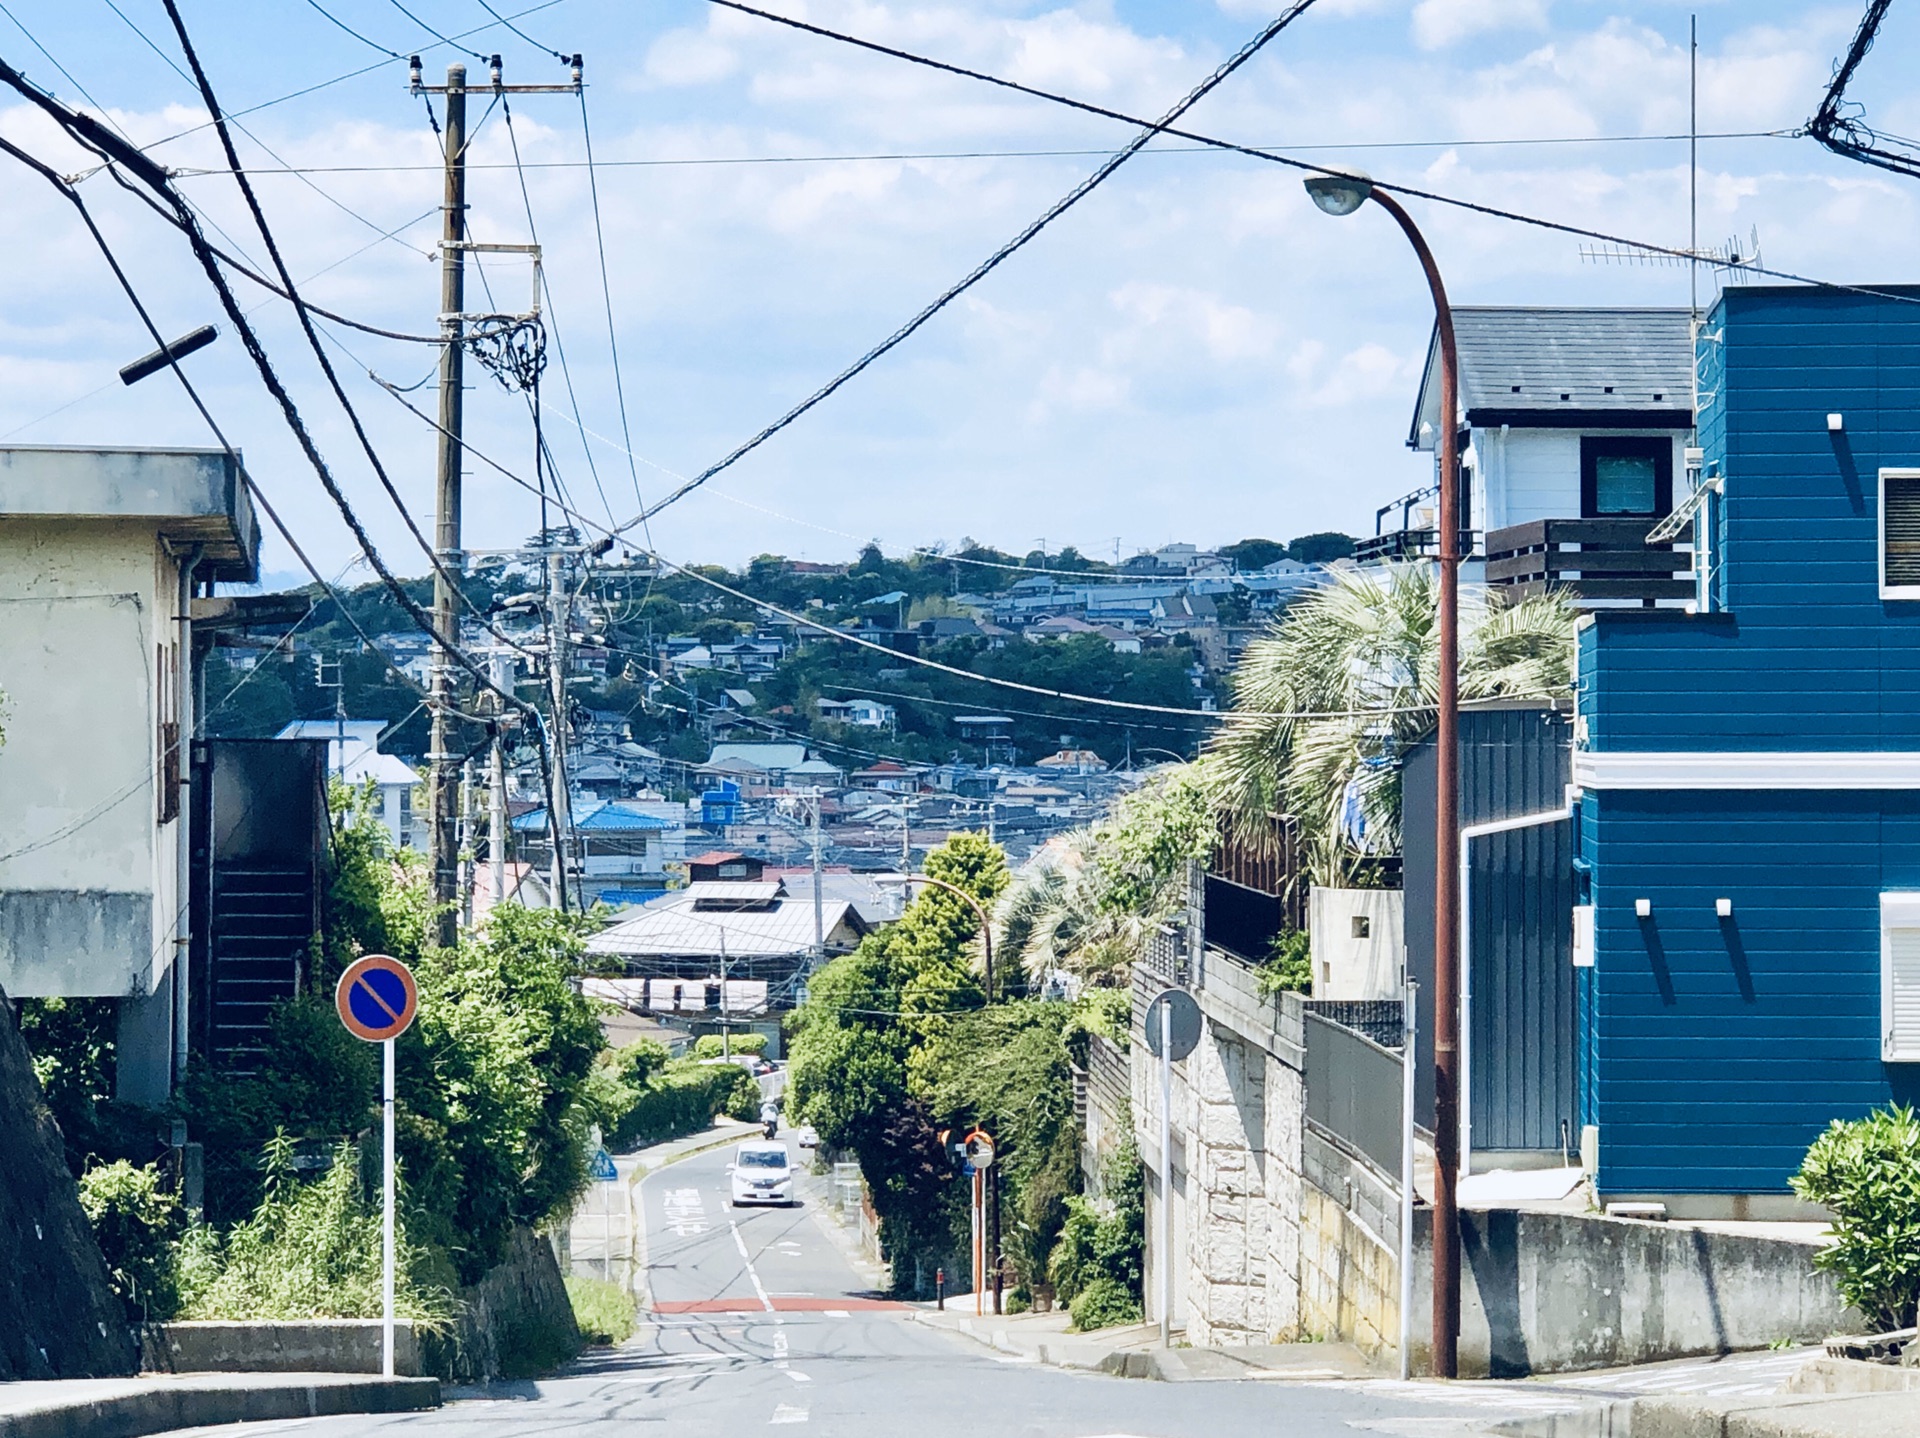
[382,1035,396,1378]
[1399,979,1418,1382]
[972,1168,982,1316]
[1158,999,1172,1348]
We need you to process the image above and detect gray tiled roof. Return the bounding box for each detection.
[1410,307,1694,446]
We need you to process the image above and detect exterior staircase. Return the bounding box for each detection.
[208,863,313,1068]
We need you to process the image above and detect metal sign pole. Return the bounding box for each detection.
[1158,999,1172,1348]
[604,1176,614,1281]
[382,1035,396,1378]
[972,1167,983,1317]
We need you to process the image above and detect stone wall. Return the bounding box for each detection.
[426,1226,582,1382]
[141,1320,422,1376]
[1298,1126,1399,1358]
[0,988,136,1379]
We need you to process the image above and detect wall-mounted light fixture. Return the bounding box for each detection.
[1828,413,1845,433]
[1635,898,1652,918]
[1715,898,1733,918]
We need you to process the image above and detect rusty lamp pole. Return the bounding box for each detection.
[1304,167,1462,1378]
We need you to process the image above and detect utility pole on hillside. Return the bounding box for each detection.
[547,546,573,911]
[809,788,825,965]
[416,54,582,949]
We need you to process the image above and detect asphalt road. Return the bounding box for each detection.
[165,1133,1585,1438]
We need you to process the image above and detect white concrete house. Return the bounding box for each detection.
[0,446,257,1103]
[275,719,423,850]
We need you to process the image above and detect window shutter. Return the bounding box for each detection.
[1883,475,1920,589]
[1881,895,1920,1061]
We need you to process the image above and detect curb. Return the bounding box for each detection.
[0,1375,440,1438]
[624,1125,757,1187]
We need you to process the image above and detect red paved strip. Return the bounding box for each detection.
[651,1297,904,1314]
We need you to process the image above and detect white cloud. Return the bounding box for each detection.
[1412,0,1548,51]
[1286,341,1415,408]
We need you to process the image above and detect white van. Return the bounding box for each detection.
[729,1141,795,1207]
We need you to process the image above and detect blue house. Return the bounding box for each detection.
[1574,283,1920,1216]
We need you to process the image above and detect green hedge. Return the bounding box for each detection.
[604,1060,760,1151]
[692,1033,768,1060]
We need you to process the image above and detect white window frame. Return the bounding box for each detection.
[1878,468,1920,599]
[1880,893,1920,1061]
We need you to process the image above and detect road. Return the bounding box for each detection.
[169,1133,1635,1438]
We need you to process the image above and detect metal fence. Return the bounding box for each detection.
[1303,999,1405,1051]
[1304,1009,1405,1178]
[1142,922,1187,986]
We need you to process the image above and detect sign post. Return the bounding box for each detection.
[962,1129,995,1316]
[1144,988,1200,1348]
[336,954,419,1379]
[590,1145,618,1280]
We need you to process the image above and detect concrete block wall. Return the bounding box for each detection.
[1298,1126,1399,1358]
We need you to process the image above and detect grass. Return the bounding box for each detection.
[565,1275,637,1347]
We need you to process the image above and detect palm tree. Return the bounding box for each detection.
[992,832,1150,989]
[1208,563,1574,886]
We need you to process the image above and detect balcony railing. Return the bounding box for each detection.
[1352,528,1480,564]
[1485,517,1693,606]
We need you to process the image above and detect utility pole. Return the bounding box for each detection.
[489,721,507,917]
[425,61,467,951]
[810,788,825,966]
[413,53,582,943]
[548,547,572,911]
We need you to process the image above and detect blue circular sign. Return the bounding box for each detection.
[335,954,418,1042]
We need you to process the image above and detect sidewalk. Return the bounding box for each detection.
[0,1372,438,1438]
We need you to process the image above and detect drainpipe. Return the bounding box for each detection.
[173,545,204,1089]
[1456,793,1576,1178]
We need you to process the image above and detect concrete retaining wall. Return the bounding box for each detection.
[1298,1127,1399,1358]
[1410,1207,1853,1377]
[140,1321,420,1377]
[429,1225,582,1382]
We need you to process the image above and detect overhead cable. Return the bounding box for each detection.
[707,0,1920,310]
[1808,1,1920,180]
[608,0,1325,535]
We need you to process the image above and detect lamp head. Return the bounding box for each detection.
[1304,167,1374,218]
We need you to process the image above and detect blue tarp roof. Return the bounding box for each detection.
[512,801,674,834]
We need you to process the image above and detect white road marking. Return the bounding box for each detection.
[730,1220,775,1312]
[770,1403,810,1424]
[824,1309,850,1318]
[772,1331,789,1358]
[663,1188,708,1236]
[785,1370,812,1383]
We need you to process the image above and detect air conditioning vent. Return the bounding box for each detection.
[1881,472,1920,593]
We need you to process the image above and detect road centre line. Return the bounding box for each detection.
[730,1220,776,1312]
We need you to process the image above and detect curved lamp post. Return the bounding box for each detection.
[1304,166,1463,1379]
[883,873,995,998]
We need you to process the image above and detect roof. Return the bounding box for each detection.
[708,742,809,771]
[586,892,866,959]
[1411,306,1695,448]
[511,800,674,833]
[686,850,747,866]
[684,881,784,906]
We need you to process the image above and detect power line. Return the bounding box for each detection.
[471,0,570,62]
[165,129,1799,177]
[709,0,1920,311]
[304,0,405,59]
[609,0,1325,536]
[575,82,651,525]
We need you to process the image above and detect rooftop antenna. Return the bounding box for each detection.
[1690,13,1698,317]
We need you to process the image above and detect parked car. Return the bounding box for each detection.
[795,1125,819,1150]
[729,1141,795,1207]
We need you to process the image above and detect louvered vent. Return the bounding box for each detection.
[1886,924,1920,1061]
[1884,475,1920,589]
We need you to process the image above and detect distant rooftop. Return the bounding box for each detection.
[1410,306,1695,449]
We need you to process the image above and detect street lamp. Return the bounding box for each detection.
[1304,165,1464,1379]
[877,873,994,999]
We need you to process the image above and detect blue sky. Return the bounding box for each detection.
[1,0,1916,582]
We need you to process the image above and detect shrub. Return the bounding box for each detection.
[602,1060,759,1151]
[1793,1106,1920,1329]
[1049,1140,1143,1322]
[693,1033,767,1060]
[1069,1277,1142,1331]
[1257,929,1312,997]
[78,1160,183,1321]
[565,1275,636,1346]
[176,1132,455,1329]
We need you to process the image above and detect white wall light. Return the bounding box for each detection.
[1716,898,1733,918]
[1635,898,1652,918]
[1829,413,1845,433]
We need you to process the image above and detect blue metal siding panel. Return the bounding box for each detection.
[1587,789,1920,1194]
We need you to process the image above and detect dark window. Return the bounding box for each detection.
[1884,473,1920,591]
[1580,436,1673,519]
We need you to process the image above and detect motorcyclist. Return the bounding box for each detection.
[760,1098,780,1140]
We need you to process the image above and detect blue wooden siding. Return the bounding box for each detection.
[1585,789,1920,1194]
[1579,286,1920,1195]
[1579,285,1920,753]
